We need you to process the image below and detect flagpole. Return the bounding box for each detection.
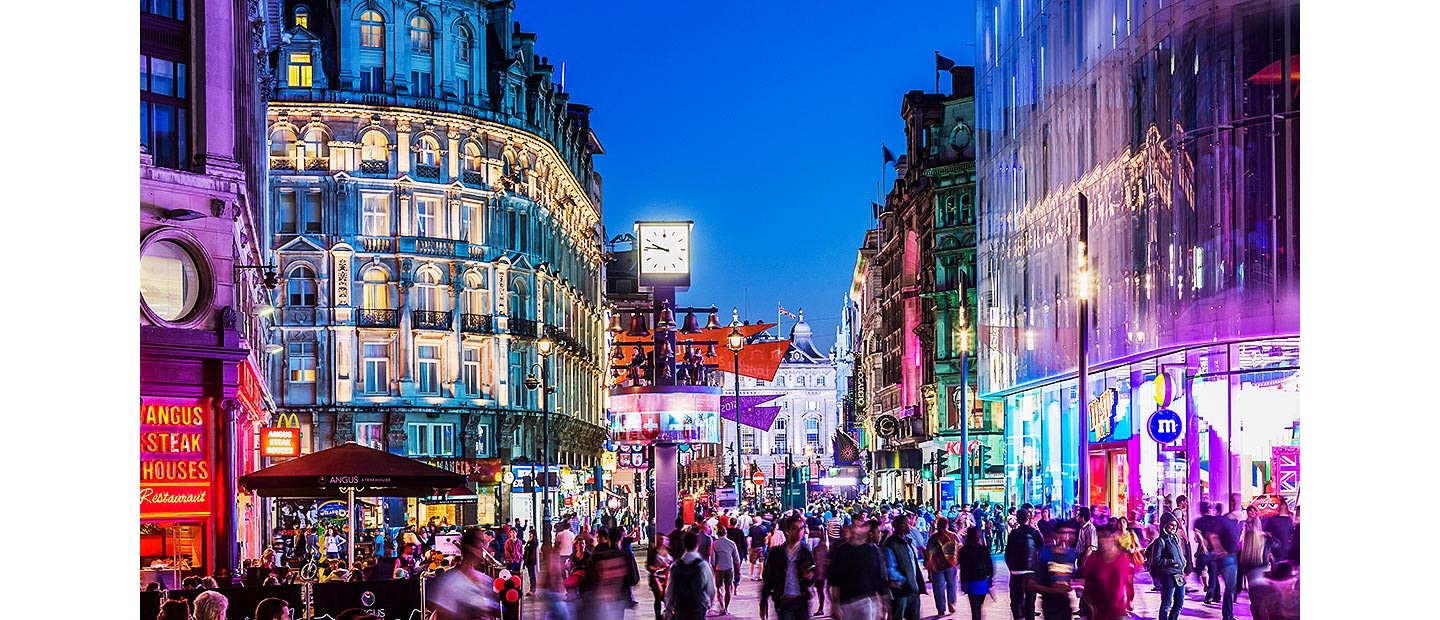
[934,51,940,93]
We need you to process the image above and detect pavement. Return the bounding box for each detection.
[520,555,1257,619]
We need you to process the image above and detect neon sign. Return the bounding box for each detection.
[1088,388,1118,441]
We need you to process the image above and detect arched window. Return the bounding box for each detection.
[360,11,385,48]
[361,268,390,309]
[361,131,387,162]
[464,272,490,314]
[415,268,443,312]
[464,143,483,172]
[806,417,821,448]
[287,265,317,307]
[456,25,473,63]
[797,375,806,387]
[409,16,432,53]
[293,5,309,29]
[508,279,528,319]
[300,127,329,167]
[774,419,788,454]
[416,137,440,166]
[269,127,297,159]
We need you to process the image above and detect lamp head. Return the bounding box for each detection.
[726,325,746,352]
[537,336,554,356]
[523,374,540,391]
[263,269,279,290]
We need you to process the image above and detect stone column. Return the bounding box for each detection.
[397,121,412,175]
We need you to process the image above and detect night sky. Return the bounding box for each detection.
[516,1,977,352]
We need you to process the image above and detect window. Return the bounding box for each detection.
[361,131,388,162]
[417,344,441,394]
[463,201,483,244]
[415,196,441,238]
[797,376,806,387]
[741,429,755,454]
[360,11,385,48]
[774,419,788,454]
[777,376,786,387]
[464,144,483,173]
[456,26,472,63]
[415,269,442,311]
[293,5,308,29]
[142,0,185,20]
[362,343,389,394]
[140,54,190,170]
[464,272,490,314]
[406,422,454,456]
[361,269,390,309]
[361,194,390,236]
[287,342,317,404]
[287,265,317,307]
[409,16,432,53]
[359,65,385,93]
[301,127,329,163]
[475,423,491,457]
[416,137,439,166]
[140,239,202,322]
[288,52,313,88]
[302,190,321,233]
[276,191,297,233]
[817,376,825,387]
[270,128,296,159]
[463,347,480,396]
[355,422,384,449]
[411,71,433,98]
[806,417,821,448]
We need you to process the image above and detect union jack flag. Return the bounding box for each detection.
[778,303,798,319]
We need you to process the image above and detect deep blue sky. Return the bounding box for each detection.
[517,1,977,352]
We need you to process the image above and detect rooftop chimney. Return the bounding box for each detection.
[950,66,975,99]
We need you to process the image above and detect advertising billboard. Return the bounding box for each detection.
[608,387,722,445]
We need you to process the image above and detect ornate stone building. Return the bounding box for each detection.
[263,0,609,526]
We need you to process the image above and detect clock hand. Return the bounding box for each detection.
[645,244,670,252]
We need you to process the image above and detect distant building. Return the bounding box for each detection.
[263,0,610,527]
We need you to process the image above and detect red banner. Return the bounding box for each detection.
[141,397,212,519]
[609,323,789,384]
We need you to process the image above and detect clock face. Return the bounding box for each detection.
[638,224,690,274]
[949,121,973,151]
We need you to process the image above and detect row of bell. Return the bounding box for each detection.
[608,339,719,362]
[604,305,721,337]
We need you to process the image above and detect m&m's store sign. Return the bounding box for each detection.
[140,397,211,518]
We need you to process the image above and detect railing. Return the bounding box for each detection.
[461,313,495,334]
[508,317,538,338]
[269,156,296,171]
[360,236,396,253]
[462,170,486,187]
[359,159,389,175]
[412,309,452,330]
[410,237,455,257]
[414,163,442,179]
[304,157,330,171]
[357,308,398,328]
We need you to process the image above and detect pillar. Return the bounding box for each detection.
[655,444,679,535]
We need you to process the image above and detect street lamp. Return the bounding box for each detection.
[1076,193,1092,512]
[524,335,556,551]
[726,315,746,503]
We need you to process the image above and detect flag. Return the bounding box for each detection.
[871,201,885,218]
[936,52,956,72]
[882,145,897,165]
[778,304,798,319]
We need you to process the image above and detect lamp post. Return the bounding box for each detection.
[524,335,556,551]
[727,319,746,505]
[1076,193,1091,512]
[959,327,970,508]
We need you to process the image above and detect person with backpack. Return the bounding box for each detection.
[665,531,716,620]
[1148,512,1192,620]
[925,516,961,615]
[1005,508,1046,620]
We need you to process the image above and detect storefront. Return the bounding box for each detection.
[1002,338,1301,525]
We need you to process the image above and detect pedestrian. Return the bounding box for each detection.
[925,516,961,615]
[504,527,524,575]
[1112,517,1141,611]
[577,528,631,620]
[523,530,539,595]
[1005,508,1045,620]
[1262,501,1295,567]
[1247,560,1299,620]
[1075,529,1133,620]
[1237,513,1270,593]
[1025,533,1075,620]
[760,515,816,620]
[670,518,690,565]
[749,517,770,581]
[555,519,577,563]
[647,534,675,620]
[810,527,830,616]
[193,590,228,620]
[826,518,885,620]
[666,531,718,620]
[1148,512,1191,620]
[724,517,747,591]
[157,598,191,620]
[428,528,502,620]
[882,511,926,620]
[956,526,995,620]
[1199,505,1241,620]
[254,597,293,620]
[710,519,742,615]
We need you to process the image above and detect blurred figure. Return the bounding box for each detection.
[881,513,923,620]
[157,598,191,620]
[957,526,994,620]
[810,527,830,616]
[1237,512,1271,593]
[1005,508,1045,620]
[828,518,885,620]
[647,534,675,620]
[193,590,228,620]
[1076,529,1132,620]
[578,527,633,620]
[1112,517,1141,610]
[925,516,960,615]
[254,597,293,620]
[428,527,501,620]
[1263,501,1295,566]
[1247,561,1299,620]
[667,531,717,620]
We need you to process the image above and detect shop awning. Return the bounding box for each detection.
[239,442,465,498]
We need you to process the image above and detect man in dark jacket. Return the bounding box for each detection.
[1005,508,1045,620]
[882,512,926,620]
[760,515,815,620]
[828,517,885,620]
[668,517,688,563]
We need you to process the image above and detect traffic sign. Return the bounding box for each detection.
[752,471,766,486]
[1148,409,1183,443]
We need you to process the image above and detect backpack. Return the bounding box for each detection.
[668,558,709,614]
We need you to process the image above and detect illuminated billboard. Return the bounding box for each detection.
[608,386,722,445]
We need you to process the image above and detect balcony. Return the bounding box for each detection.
[360,236,396,253]
[414,163,442,180]
[269,156,296,171]
[304,157,330,171]
[508,317,538,338]
[461,313,495,334]
[409,237,456,257]
[359,160,389,175]
[357,308,398,328]
[413,309,453,330]
[462,170,486,187]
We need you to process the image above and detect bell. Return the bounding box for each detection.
[626,312,650,337]
[705,310,722,330]
[705,343,718,357]
[680,312,701,334]
[657,302,675,332]
[660,339,674,361]
[606,313,624,333]
[610,342,626,362]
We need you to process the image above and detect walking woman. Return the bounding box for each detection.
[646,534,675,620]
[1113,517,1142,611]
[925,516,961,615]
[1076,529,1133,620]
[1150,513,1192,620]
[1237,511,1271,592]
[956,526,994,620]
[523,530,539,595]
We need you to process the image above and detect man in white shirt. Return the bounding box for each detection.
[554,521,576,560]
[737,511,753,534]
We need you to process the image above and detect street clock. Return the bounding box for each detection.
[636,221,692,288]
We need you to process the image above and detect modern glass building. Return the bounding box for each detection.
[975,0,1299,522]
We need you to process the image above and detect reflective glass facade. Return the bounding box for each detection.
[976,0,1301,516]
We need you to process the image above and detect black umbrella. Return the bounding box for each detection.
[239,442,465,568]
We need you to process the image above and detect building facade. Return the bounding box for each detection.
[140,0,277,578]
[976,0,1301,521]
[264,0,610,528]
